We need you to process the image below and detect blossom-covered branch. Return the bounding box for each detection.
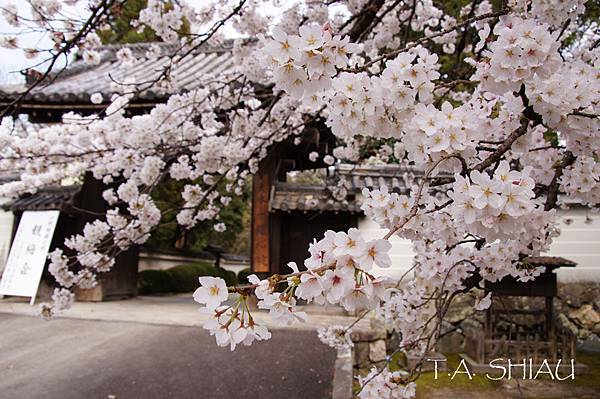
[0,0,598,397]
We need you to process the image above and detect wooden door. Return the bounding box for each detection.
[278,212,357,274]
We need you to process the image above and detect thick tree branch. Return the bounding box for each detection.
[544,151,576,211]
[351,8,509,71]
[347,0,385,41]
[473,122,528,172]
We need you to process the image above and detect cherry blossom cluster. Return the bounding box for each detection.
[448,161,538,241]
[358,367,416,399]
[360,186,416,233]
[296,229,392,311]
[412,241,477,291]
[511,125,561,185]
[510,0,587,27]
[325,47,440,140]
[193,228,393,349]
[361,168,557,286]
[194,277,271,350]
[137,0,195,43]
[377,280,431,351]
[360,0,476,55]
[39,288,75,319]
[474,240,546,282]
[230,0,269,37]
[560,156,600,205]
[317,325,354,351]
[1,78,304,317]
[471,16,562,94]
[526,61,599,155]
[0,1,110,66]
[259,24,361,100]
[448,161,556,254]
[402,100,488,166]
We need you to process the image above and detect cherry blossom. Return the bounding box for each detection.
[359,239,393,270]
[474,292,493,310]
[203,309,249,351]
[193,277,229,310]
[358,367,416,399]
[257,293,308,326]
[470,16,562,94]
[317,325,354,350]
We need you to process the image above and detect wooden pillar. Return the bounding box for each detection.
[251,161,272,274]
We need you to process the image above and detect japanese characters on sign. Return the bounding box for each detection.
[0,210,60,300]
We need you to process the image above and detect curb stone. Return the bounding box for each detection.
[332,348,353,399]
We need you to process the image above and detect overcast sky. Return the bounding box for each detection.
[0,1,347,85]
[0,0,254,84]
[0,0,92,84]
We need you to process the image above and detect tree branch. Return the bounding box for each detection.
[544,151,576,211]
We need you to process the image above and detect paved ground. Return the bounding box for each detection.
[0,313,337,399]
[0,295,368,331]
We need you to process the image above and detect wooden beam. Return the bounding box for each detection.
[251,163,271,273]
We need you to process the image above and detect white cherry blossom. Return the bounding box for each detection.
[193,277,229,310]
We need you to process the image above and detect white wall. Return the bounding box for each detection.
[138,251,211,271]
[358,217,415,280]
[358,207,600,283]
[138,250,249,274]
[549,207,600,283]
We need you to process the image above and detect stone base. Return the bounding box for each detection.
[75,285,103,302]
[352,319,388,375]
[332,348,353,399]
[74,281,137,302]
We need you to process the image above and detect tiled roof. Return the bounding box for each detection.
[270,183,363,213]
[0,172,18,185]
[0,42,235,105]
[269,163,424,213]
[3,185,80,212]
[522,256,577,268]
[336,163,425,194]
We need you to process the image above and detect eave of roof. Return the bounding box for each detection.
[269,163,420,213]
[3,185,81,212]
[522,256,577,268]
[0,41,237,109]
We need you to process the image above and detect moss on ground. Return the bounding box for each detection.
[384,351,599,399]
[565,351,600,390]
[411,353,501,397]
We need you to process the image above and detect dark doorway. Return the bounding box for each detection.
[277,212,357,274]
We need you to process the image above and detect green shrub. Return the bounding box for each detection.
[167,263,206,292]
[138,269,174,294]
[237,267,252,284]
[138,261,238,294]
[211,266,238,287]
